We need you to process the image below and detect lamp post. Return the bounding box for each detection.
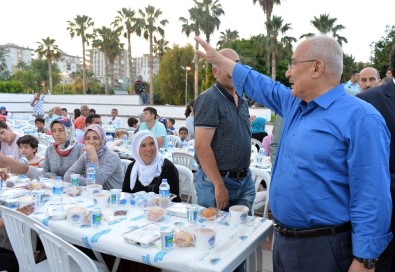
[181,66,191,105]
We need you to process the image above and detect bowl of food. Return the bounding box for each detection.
[64,186,82,197]
[174,228,194,247]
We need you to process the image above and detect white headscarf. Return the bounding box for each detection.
[130,130,164,190]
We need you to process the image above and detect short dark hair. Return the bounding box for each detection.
[89,108,96,114]
[127,117,138,127]
[143,107,157,118]
[168,118,175,125]
[179,126,188,134]
[0,120,8,129]
[74,108,81,118]
[17,135,39,151]
[61,108,67,112]
[184,99,195,118]
[35,117,45,124]
[86,114,101,126]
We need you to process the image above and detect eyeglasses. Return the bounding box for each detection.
[288,59,317,70]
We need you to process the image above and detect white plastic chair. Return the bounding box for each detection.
[30,223,107,272]
[187,139,194,146]
[172,152,195,171]
[38,137,52,147]
[120,159,132,174]
[250,167,271,218]
[0,206,50,272]
[175,164,196,204]
[251,138,262,151]
[167,135,181,148]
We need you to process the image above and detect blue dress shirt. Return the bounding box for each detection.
[232,64,392,259]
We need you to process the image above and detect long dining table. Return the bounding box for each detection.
[28,187,273,272]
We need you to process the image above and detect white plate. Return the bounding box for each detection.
[0,188,29,197]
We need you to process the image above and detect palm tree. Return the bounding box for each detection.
[180,3,202,99]
[300,14,348,46]
[35,37,62,93]
[153,36,170,59]
[138,5,169,104]
[113,8,143,94]
[67,15,95,95]
[217,29,239,48]
[252,0,282,74]
[92,26,124,94]
[265,16,295,80]
[194,0,224,86]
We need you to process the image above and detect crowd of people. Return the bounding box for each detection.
[1,36,394,272]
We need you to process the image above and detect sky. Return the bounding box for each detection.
[1,0,393,63]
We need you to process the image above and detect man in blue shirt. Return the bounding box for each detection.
[343,70,361,95]
[194,35,392,272]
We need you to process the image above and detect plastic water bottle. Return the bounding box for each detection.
[256,147,266,165]
[159,179,170,208]
[52,176,64,202]
[121,135,128,146]
[86,163,96,186]
[18,154,28,179]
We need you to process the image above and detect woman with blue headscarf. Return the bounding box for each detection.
[42,117,84,178]
[65,124,123,190]
[251,116,268,142]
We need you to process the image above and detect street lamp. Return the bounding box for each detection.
[181,66,191,105]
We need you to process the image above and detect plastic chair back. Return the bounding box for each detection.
[168,135,181,147]
[175,164,196,204]
[30,223,99,272]
[172,152,195,171]
[0,206,50,272]
[250,167,271,218]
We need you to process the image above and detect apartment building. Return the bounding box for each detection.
[0,43,34,74]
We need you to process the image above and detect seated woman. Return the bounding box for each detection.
[0,120,21,160]
[17,135,44,167]
[65,124,123,190]
[42,117,84,178]
[122,130,181,202]
[251,116,268,143]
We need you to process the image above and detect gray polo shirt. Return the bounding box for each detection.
[194,82,251,171]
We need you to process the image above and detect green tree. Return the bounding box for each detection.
[139,5,169,104]
[35,37,62,93]
[370,25,395,77]
[12,70,39,92]
[92,26,124,94]
[300,14,348,46]
[157,45,194,105]
[252,0,282,74]
[15,61,29,70]
[113,8,143,93]
[265,16,295,80]
[194,0,224,88]
[217,29,239,48]
[67,15,95,95]
[153,36,170,59]
[180,2,202,99]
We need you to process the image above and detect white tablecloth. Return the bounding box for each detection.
[31,190,273,272]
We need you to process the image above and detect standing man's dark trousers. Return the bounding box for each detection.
[376,237,395,271]
[273,230,353,272]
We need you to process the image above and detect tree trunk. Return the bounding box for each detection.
[194,40,199,99]
[82,40,87,95]
[149,34,154,105]
[127,35,133,95]
[48,59,53,93]
[271,43,276,80]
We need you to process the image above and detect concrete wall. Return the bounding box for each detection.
[1,93,272,127]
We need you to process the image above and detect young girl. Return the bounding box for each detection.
[17,135,44,167]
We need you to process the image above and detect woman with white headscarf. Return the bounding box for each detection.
[65,124,124,190]
[122,130,181,202]
[42,117,84,178]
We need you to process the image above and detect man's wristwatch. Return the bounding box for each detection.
[354,256,378,269]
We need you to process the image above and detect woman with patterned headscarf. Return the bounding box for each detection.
[42,117,84,178]
[65,124,123,190]
[122,130,181,202]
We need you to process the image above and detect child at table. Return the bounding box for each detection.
[178,126,189,147]
[34,117,51,135]
[114,130,129,146]
[17,135,44,167]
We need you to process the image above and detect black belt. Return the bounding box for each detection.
[219,168,248,180]
[273,220,352,238]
